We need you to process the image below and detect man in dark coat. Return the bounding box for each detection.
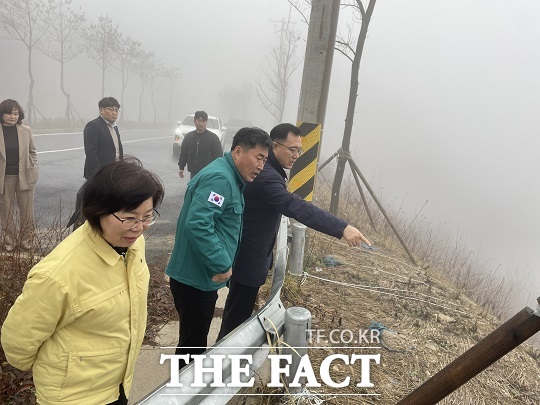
[68,97,123,229]
[83,97,123,180]
[178,110,223,179]
[217,123,371,340]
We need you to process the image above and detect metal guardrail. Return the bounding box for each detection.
[138,213,540,405]
[138,216,290,404]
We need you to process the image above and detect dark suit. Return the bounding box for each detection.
[68,116,122,229]
[83,116,123,180]
[217,151,348,339]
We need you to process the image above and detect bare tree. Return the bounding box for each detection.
[0,0,47,124]
[329,0,377,214]
[288,0,377,216]
[83,15,119,98]
[41,0,85,125]
[115,35,141,123]
[218,83,253,119]
[148,59,164,124]
[287,0,311,25]
[163,66,181,123]
[255,9,302,124]
[132,50,155,123]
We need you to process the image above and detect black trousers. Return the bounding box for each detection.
[106,384,127,405]
[217,281,260,341]
[169,278,218,359]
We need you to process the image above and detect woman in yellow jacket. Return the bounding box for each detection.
[1,158,164,405]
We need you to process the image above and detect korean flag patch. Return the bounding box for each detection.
[208,191,225,207]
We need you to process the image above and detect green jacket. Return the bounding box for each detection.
[1,222,149,405]
[166,152,245,291]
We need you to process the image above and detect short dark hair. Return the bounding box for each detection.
[270,123,301,141]
[0,99,25,125]
[231,127,273,151]
[194,111,208,121]
[98,97,120,109]
[82,157,165,234]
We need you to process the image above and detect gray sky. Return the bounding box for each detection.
[328,0,540,303]
[1,0,539,306]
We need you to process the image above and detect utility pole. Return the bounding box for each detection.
[288,0,340,261]
[296,0,339,127]
[289,0,417,266]
[289,0,340,198]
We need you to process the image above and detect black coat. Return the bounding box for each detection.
[177,129,223,174]
[83,116,122,180]
[232,152,347,287]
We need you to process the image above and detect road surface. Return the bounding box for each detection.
[33,128,228,260]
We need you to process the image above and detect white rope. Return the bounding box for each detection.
[327,261,448,298]
[357,263,430,287]
[317,235,427,285]
[303,272,468,315]
[360,247,419,270]
[318,267,457,307]
[322,234,419,270]
[280,387,327,405]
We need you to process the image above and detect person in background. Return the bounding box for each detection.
[217,123,371,340]
[68,97,123,229]
[2,158,164,405]
[84,97,123,180]
[166,127,273,361]
[0,99,38,252]
[178,110,223,179]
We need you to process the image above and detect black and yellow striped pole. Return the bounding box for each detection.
[288,122,321,200]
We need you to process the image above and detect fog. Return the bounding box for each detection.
[1,0,539,308]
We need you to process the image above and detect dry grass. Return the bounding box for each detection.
[243,174,540,404]
[0,242,40,404]
[3,174,540,404]
[314,171,520,321]
[259,231,540,403]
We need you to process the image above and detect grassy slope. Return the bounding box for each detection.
[262,230,540,404]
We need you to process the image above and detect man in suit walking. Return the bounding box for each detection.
[68,97,123,229]
[83,97,123,180]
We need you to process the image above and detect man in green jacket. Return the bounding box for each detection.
[166,127,273,360]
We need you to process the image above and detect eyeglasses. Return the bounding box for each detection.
[104,107,120,113]
[275,141,303,156]
[112,209,160,229]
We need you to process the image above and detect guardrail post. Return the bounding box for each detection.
[283,307,311,394]
[289,223,307,275]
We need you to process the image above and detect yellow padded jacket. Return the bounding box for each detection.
[1,222,149,404]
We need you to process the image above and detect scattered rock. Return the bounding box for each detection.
[435,313,457,324]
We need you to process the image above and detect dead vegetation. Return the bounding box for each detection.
[277,231,540,403]
[2,177,540,404]
[247,175,540,404]
[0,210,69,404]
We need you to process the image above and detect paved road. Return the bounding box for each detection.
[34,129,188,239]
[33,128,233,254]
